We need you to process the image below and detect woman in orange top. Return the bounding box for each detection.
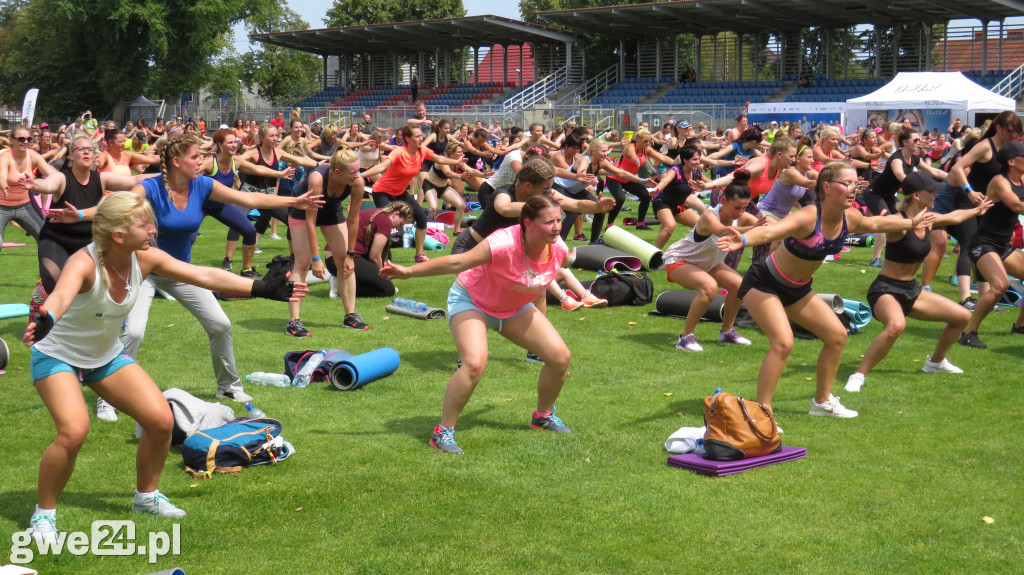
[96,129,159,192]
[0,125,58,253]
[605,128,674,231]
[361,124,465,263]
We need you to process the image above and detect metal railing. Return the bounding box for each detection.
[552,64,620,107]
[992,62,1024,100]
[503,66,568,111]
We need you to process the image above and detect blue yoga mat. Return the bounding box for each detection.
[0,303,30,320]
[423,234,447,251]
[329,347,400,391]
[842,299,872,329]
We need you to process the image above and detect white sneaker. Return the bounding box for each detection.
[29,510,58,545]
[674,333,703,352]
[133,491,186,518]
[253,247,263,255]
[267,233,283,240]
[717,329,752,345]
[845,372,866,392]
[922,356,963,374]
[329,275,339,299]
[809,394,858,418]
[97,398,118,421]
[216,384,253,403]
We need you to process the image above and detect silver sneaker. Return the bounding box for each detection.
[809,394,858,418]
[97,398,118,422]
[133,491,186,518]
[216,384,253,403]
[922,356,963,374]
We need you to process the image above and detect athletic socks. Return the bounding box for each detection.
[533,410,552,419]
[33,505,56,519]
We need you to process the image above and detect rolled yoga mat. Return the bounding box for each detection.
[2,242,26,248]
[655,290,729,323]
[842,298,873,329]
[603,225,664,270]
[0,303,30,319]
[572,244,643,272]
[0,337,9,370]
[385,304,447,320]
[423,234,447,251]
[329,347,400,391]
[843,235,874,247]
[817,293,845,314]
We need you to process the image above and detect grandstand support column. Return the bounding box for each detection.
[823,28,830,79]
[737,33,743,81]
[566,42,573,79]
[656,39,663,79]
[619,40,626,82]
[504,45,509,86]
[999,20,1005,73]
[696,36,702,82]
[873,27,881,79]
[419,51,425,88]
[982,20,989,75]
[636,39,641,78]
[796,34,802,80]
[926,25,933,71]
[369,53,374,88]
[474,47,479,87]
[674,36,679,83]
[942,24,949,72]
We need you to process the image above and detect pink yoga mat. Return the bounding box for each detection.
[3,243,26,248]
[667,446,807,477]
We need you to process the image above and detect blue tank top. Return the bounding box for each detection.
[783,204,848,261]
[143,175,214,263]
[715,141,754,177]
[203,158,237,211]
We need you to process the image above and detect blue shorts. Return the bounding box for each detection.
[447,283,533,332]
[31,347,136,384]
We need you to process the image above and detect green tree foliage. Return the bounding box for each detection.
[240,5,321,107]
[324,0,464,28]
[0,0,271,119]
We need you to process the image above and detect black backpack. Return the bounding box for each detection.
[587,270,654,306]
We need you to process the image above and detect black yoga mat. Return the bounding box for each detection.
[572,245,643,273]
[655,290,732,323]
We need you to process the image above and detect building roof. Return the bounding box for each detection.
[536,0,1024,36]
[250,14,579,56]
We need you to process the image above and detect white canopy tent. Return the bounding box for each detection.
[845,72,1015,133]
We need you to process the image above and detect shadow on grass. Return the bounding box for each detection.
[315,404,520,441]
[0,490,130,527]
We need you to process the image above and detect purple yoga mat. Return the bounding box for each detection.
[667,446,807,477]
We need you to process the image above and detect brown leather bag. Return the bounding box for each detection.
[703,391,782,461]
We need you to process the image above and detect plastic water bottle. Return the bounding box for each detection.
[244,402,267,419]
[245,372,291,387]
[392,297,428,313]
[402,224,414,248]
[293,350,325,388]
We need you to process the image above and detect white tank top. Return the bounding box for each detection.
[485,149,522,189]
[663,206,736,272]
[35,244,142,368]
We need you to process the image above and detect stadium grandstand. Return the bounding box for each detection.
[250,1,1024,131]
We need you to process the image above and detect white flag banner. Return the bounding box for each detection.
[21,88,39,125]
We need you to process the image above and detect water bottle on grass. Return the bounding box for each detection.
[393,297,428,313]
[244,402,267,418]
[293,350,326,388]
[245,372,291,387]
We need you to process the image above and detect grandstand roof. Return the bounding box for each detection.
[250,15,579,56]
[537,0,1024,35]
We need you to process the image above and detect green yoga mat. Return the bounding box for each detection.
[603,225,664,270]
[0,303,29,319]
[423,235,447,251]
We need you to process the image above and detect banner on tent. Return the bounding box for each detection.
[749,102,846,115]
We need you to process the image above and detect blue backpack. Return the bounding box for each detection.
[182,418,294,477]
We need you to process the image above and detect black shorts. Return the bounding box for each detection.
[967,237,1015,265]
[653,199,688,216]
[867,275,922,317]
[862,190,896,216]
[737,257,814,307]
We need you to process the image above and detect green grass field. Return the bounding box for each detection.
[2,207,1023,574]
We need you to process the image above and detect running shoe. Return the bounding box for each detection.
[132,491,186,518]
[253,247,263,255]
[97,398,118,422]
[221,257,232,271]
[430,425,463,454]
[267,233,283,240]
[573,234,587,242]
[675,333,703,352]
[845,372,866,392]
[868,257,883,268]
[580,292,608,308]
[922,285,932,292]
[343,313,370,330]
[560,293,583,311]
[525,351,544,364]
[240,268,263,279]
[530,406,572,433]
[287,319,312,337]
[414,254,431,264]
[635,224,653,231]
[216,384,253,402]
[922,356,964,374]
[29,511,58,545]
[960,297,978,311]
[958,331,987,349]
[809,394,858,418]
[717,329,752,345]
[1011,324,1024,334]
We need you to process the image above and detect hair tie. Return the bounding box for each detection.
[797,145,808,157]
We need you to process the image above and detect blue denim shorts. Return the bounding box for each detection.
[447,283,532,332]
[31,347,136,384]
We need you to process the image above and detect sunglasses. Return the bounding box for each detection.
[14,136,31,143]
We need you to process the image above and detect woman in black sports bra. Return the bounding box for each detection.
[718,162,933,419]
[845,172,990,393]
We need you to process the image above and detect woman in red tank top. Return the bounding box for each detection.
[603,128,670,233]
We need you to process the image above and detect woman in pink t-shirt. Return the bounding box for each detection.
[381,195,574,454]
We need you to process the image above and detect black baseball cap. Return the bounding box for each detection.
[996,140,1024,165]
[900,172,944,194]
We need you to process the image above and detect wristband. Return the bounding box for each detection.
[77,210,84,222]
[963,184,974,194]
[346,251,356,257]
[741,234,747,248]
[311,255,322,262]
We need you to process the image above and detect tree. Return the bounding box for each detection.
[241,5,321,107]
[0,0,273,119]
[324,0,464,28]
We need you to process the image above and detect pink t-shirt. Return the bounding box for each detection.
[458,225,569,318]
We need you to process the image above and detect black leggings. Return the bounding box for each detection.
[374,191,427,230]
[946,214,980,279]
[605,178,651,226]
[327,255,396,298]
[205,203,257,245]
[255,208,289,236]
[477,181,495,212]
[38,236,90,294]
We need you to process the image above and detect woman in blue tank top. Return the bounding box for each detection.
[718,162,934,419]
